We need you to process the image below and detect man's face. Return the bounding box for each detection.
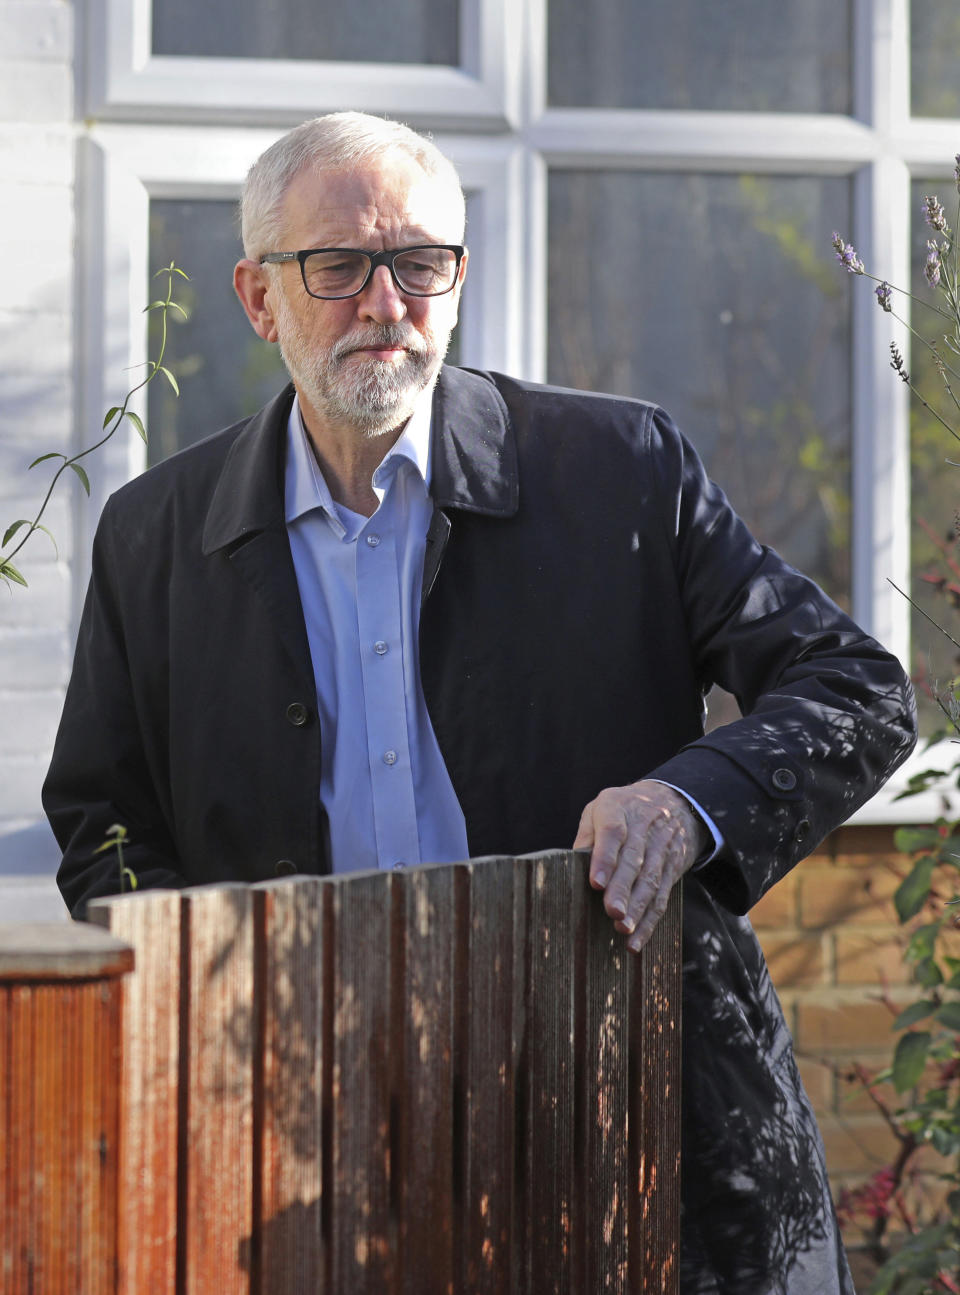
[263,156,466,439]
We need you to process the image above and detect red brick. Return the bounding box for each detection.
[819,1114,899,1174]
[796,1055,834,1115]
[834,932,911,986]
[757,932,826,987]
[799,868,901,928]
[751,873,798,928]
[794,998,903,1052]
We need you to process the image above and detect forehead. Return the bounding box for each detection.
[280,156,463,248]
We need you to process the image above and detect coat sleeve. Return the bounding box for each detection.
[43,499,186,918]
[642,406,918,915]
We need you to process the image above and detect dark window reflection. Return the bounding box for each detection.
[911,0,960,117]
[548,171,853,729]
[909,177,960,734]
[153,0,458,64]
[547,0,851,112]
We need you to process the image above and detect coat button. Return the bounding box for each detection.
[286,702,309,727]
[772,767,797,791]
[274,859,297,876]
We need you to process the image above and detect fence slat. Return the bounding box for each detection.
[455,856,517,1293]
[326,871,394,1293]
[522,851,579,1295]
[580,867,632,1294]
[631,883,682,1294]
[89,891,182,1295]
[254,877,325,1294]
[181,884,256,1295]
[394,864,455,1294]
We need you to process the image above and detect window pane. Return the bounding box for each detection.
[909,177,960,734]
[911,0,960,117]
[548,0,851,112]
[147,198,463,465]
[548,170,852,605]
[152,0,458,63]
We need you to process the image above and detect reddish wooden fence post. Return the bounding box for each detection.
[0,921,134,1294]
[87,850,681,1293]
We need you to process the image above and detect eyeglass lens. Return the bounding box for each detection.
[302,248,458,298]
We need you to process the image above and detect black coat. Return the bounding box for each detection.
[46,366,916,1292]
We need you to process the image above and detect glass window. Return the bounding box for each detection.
[909,177,960,733]
[147,198,463,464]
[547,0,851,112]
[547,171,852,602]
[910,0,960,118]
[152,0,459,63]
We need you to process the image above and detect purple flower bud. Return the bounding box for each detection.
[955,155,960,191]
[875,281,892,312]
[832,232,864,274]
[923,194,949,234]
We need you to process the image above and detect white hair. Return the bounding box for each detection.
[240,111,466,259]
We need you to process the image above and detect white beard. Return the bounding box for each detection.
[273,294,452,439]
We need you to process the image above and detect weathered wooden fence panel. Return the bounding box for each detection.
[0,922,133,1295]
[76,849,681,1294]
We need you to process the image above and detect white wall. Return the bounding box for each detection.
[0,0,75,900]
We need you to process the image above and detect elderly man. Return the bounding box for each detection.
[45,112,915,1293]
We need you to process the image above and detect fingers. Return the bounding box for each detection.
[572,781,705,952]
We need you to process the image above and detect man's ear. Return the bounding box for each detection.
[234,260,280,342]
[450,246,468,320]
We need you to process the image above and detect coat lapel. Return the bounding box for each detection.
[201,385,313,678]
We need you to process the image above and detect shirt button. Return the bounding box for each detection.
[383,749,398,765]
[772,767,797,791]
[392,861,405,870]
[365,533,381,547]
[286,702,309,727]
[274,859,297,876]
[373,640,389,655]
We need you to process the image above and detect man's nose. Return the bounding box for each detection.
[357,264,408,324]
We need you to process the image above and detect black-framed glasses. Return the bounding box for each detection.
[258,244,465,300]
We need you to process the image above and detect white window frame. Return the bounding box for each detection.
[75,0,960,821]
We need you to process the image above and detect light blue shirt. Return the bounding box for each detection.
[284,391,469,873]
[285,392,723,874]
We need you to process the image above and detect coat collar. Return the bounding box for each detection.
[202,366,518,555]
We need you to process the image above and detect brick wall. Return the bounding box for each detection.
[0,1,74,879]
[755,823,953,1276]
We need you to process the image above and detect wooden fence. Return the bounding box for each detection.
[5,850,681,1294]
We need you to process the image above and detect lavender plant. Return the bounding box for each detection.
[831,162,960,1294]
[0,262,188,590]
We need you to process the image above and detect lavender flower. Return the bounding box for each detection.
[890,343,909,383]
[955,154,960,191]
[925,239,943,288]
[923,193,949,233]
[831,231,864,274]
[875,281,892,312]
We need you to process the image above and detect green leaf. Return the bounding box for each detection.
[142,300,168,312]
[125,410,147,443]
[158,366,180,396]
[28,451,64,469]
[907,923,939,961]
[68,462,90,495]
[895,855,936,922]
[168,300,188,319]
[102,405,121,429]
[893,999,938,1029]
[2,519,29,547]
[895,826,943,853]
[892,1030,931,1093]
[0,560,27,588]
[34,523,58,558]
[122,867,138,891]
[934,1000,960,1030]
[916,955,944,988]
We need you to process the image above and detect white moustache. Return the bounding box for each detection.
[333,328,425,362]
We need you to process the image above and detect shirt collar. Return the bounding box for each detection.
[284,385,434,525]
